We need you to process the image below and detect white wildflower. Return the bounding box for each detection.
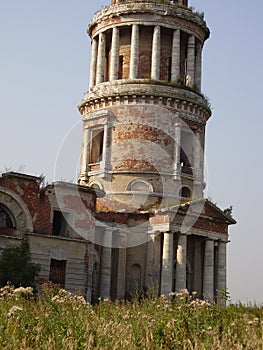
[7,306,23,317]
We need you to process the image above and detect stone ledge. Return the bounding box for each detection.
[78,80,211,123]
[89,2,209,39]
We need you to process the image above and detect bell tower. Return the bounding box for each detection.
[78,0,211,212]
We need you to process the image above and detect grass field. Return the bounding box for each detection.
[0,284,262,349]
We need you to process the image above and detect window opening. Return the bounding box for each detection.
[179,186,191,199]
[49,259,67,288]
[90,129,104,164]
[52,210,68,237]
[0,205,14,229]
[118,55,124,79]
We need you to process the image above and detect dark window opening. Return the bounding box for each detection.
[90,129,104,164]
[49,259,66,288]
[0,205,14,229]
[118,55,124,79]
[52,210,68,237]
[105,47,110,82]
[168,57,172,82]
[179,186,191,199]
[180,148,191,168]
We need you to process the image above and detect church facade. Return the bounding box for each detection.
[0,0,235,304]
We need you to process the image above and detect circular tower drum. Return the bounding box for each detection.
[78,0,211,212]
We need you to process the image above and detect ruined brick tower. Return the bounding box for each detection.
[77,0,235,302]
[78,0,210,211]
[0,0,235,303]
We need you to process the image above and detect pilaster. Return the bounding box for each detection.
[80,127,91,180]
[193,130,202,182]
[172,121,181,180]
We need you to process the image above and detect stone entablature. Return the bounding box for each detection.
[79,81,211,123]
[89,2,209,41]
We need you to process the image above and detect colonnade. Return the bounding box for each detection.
[96,227,227,303]
[160,232,227,302]
[89,24,202,89]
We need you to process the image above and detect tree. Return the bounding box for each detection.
[0,237,40,288]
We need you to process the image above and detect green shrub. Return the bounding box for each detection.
[0,237,40,289]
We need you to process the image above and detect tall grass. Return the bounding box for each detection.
[0,284,262,349]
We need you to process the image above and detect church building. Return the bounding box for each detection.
[0,0,235,304]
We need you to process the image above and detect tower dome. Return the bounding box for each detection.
[78,0,211,211]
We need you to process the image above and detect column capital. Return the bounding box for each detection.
[204,237,215,244]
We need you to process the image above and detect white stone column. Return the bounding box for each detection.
[203,238,215,300]
[193,131,202,182]
[110,27,120,81]
[96,32,106,84]
[116,232,127,299]
[89,37,98,89]
[186,34,195,87]
[101,123,109,175]
[161,232,174,297]
[171,29,180,82]
[175,233,187,291]
[145,234,155,287]
[217,241,227,305]
[130,24,139,79]
[195,41,202,90]
[100,228,112,299]
[81,128,91,177]
[172,121,181,180]
[151,25,161,80]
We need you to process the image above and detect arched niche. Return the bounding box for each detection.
[126,179,153,193]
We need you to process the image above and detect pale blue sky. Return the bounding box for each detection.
[1,0,262,303]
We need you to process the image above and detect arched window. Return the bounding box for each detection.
[0,205,14,229]
[179,186,191,199]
